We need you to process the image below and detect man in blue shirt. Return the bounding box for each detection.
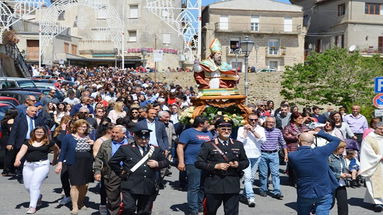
[177,116,212,215]
[288,130,341,215]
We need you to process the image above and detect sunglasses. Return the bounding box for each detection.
[249,119,258,121]
[220,128,232,132]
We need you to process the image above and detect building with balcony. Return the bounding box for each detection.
[12,0,184,70]
[201,0,306,72]
[291,0,383,55]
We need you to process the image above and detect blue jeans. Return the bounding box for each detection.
[297,193,333,215]
[258,152,281,195]
[243,158,260,199]
[186,164,204,214]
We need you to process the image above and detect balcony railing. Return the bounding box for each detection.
[215,22,301,34]
[265,47,286,57]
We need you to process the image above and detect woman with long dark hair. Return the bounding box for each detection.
[14,127,59,214]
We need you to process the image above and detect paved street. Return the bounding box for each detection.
[0,164,376,215]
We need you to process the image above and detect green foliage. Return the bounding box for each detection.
[281,48,383,109]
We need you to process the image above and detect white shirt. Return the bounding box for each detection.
[147,120,158,147]
[237,125,266,158]
[26,115,35,139]
[63,97,80,105]
[170,113,179,124]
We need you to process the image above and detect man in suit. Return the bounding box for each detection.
[94,125,128,215]
[109,128,169,214]
[135,108,169,152]
[288,130,341,215]
[7,106,43,181]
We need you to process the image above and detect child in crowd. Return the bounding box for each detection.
[345,150,361,187]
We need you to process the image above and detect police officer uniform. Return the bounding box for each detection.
[195,119,249,215]
[108,129,169,215]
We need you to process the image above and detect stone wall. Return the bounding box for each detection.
[145,71,284,105]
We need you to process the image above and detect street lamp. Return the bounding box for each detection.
[240,36,254,104]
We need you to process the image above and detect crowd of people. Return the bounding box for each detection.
[0,66,382,215]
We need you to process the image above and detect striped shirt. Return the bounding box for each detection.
[262,127,286,151]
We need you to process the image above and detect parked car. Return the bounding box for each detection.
[0,77,37,89]
[0,89,42,104]
[0,103,16,120]
[22,87,64,102]
[0,96,19,107]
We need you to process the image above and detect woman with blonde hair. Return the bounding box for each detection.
[107,101,126,124]
[14,127,59,214]
[55,119,94,215]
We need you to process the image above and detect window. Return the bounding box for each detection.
[64,43,69,53]
[250,16,259,32]
[268,39,280,55]
[338,4,345,16]
[219,16,228,30]
[335,35,344,48]
[71,44,77,55]
[130,5,139,18]
[58,10,65,20]
[269,61,278,70]
[163,33,171,45]
[229,39,240,54]
[284,17,292,32]
[128,31,137,42]
[365,3,380,15]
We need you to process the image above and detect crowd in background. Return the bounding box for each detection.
[0,66,381,215]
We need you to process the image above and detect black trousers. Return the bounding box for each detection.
[122,191,154,215]
[331,186,348,215]
[3,147,16,174]
[104,173,122,215]
[60,164,71,197]
[354,133,363,149]
[206,193,239,215]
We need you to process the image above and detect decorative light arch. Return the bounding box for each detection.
[146,0,202,63]
[39,0,123,68]
[0,0,45,43]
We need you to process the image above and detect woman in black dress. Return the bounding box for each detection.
[55,119,94,215]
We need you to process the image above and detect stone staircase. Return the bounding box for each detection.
[0,43,31,77]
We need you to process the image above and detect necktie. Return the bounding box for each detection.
[223,141,228,146]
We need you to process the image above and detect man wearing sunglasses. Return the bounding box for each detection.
[196,118,249,215]
[237,113,266,207]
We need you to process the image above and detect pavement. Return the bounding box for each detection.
[0,164,376,215]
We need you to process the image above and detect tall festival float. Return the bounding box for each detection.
[180,39,252,127]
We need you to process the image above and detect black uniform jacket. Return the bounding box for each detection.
[108,143,169,195]
[195,138,249,194]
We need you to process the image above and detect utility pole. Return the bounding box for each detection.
[38,24,42,70]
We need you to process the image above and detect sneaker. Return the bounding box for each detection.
[26,207,36,214]
[99,205,107,215]
[259,190,267,197]
[248,198,256,207]
[374,204,383,212]
[59,196,71,205]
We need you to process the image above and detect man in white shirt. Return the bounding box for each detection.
[237,113,266,207]
[63,90,80,105]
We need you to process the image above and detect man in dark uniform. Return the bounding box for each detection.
[195,119,249,215]
[109,128,169,215]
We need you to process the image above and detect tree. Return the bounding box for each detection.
[281,48,383,111]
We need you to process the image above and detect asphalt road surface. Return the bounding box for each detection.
[0,165,376,215]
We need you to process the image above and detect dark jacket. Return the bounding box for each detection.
[8,113,45,148]
[58,134,79,165]
[70,103,94,116]
[136,119,169,151]
[288,130,341,199]
[195,138,249,194]
[108,143,169,195]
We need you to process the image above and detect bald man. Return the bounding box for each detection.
[288,130,341,215]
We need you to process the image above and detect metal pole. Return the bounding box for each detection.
[244,54,249,104]
[154,34,157,82]
[121,2,125,71]
[38,24,42,70]
[197,0,202,59]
